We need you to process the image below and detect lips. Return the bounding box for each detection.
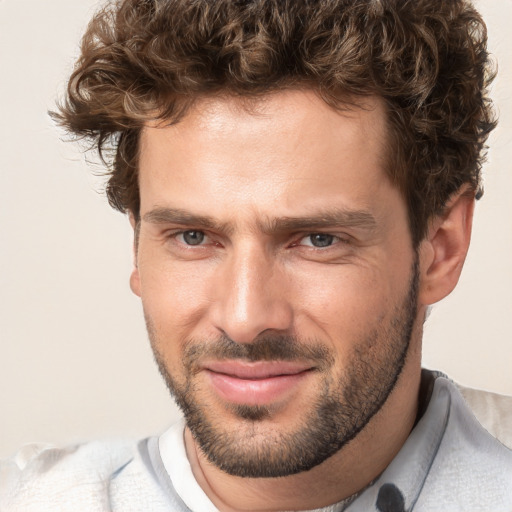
[203,360,314,406]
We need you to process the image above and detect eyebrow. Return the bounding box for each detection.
[142,207,377,234]
[143,207,233,234]
[265,210,377,233]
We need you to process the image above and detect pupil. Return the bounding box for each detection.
[183,231,204,245]
[311,234,333,247]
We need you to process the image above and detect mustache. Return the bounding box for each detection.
[182,333,334,371]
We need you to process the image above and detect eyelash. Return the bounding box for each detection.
[167,230,350,250]
[295,233,350,249]
[171,230,215,247]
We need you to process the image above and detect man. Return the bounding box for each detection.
[1,0,511,510]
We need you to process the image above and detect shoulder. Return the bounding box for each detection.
[409,375,512,510]
[0,437,182,512]
[456,383,512,449]
[0,439,137,511]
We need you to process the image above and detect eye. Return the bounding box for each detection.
[302,233,337,248]
[177,230,206,246]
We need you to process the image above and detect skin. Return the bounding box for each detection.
[130,89,474,511]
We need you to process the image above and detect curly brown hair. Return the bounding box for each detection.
[54,0,496,245]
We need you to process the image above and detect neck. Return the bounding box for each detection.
[185,340,422,512]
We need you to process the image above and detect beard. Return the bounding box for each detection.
[146,257,419,478]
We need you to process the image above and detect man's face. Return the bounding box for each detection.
[132,90,420,477]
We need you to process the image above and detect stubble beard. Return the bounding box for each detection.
[147,258,419,478]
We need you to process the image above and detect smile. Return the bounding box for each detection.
[203,360,314,406]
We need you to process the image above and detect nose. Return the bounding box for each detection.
[209,243,293,343]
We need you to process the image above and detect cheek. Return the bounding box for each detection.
[289,264,397,348]
[138,255,215,336]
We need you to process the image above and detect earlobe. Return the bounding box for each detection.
[128,212,142,297]
[418,188,475,306]
[130,267,141,297]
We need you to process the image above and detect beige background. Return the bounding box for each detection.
[0,0,511,458]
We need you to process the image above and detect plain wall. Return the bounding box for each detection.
[0,0,511,458]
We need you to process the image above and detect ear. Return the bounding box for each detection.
[128,212,141,297]
[418,187,475,306]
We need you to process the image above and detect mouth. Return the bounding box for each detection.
[202,360,315,406]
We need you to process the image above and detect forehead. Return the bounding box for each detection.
[143,90,388,158]
[138,90,394,222]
